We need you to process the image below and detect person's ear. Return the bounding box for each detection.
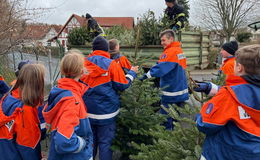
[237,63,243,72]
[235,62,245,75]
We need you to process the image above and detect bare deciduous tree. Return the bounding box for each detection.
[0,0,50,55]
[195,0,260,41]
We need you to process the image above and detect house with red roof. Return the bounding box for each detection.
[23,24,62,47]
[52,14,134,48]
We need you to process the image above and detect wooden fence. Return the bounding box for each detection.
[69,31,212,69]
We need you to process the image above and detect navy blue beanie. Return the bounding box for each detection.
[15,60,32,77]
[165,0,176,2]
[222,41,238,55]
[92,36,109,52]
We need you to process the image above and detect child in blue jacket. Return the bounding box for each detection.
[81,36,138,160]
[0,64,45,160]
[197,44,260,160]
[43,51,93,160]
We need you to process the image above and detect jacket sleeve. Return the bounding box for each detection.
[165,6,186,30]
[196,88,235,135]
[145,62,178,79]
[110,61,136,91]
[54,100,86,154]
[120,56,132,71]
[173,12,186,30]
[0,76,9,96]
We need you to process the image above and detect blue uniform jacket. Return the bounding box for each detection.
[0,89,44,160]
[43,78,93,160]
[142,42,189,104]
[81,50,136,125]
[197,78,260,160]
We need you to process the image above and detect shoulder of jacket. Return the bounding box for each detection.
[175,4,184,12]
[166,46,182,54]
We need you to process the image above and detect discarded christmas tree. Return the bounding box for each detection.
[112,75,166,160]
[129,71,226,160]
[130,100,205,160]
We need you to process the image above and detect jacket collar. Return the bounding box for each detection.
[89,50,110,59]
[242,75,260,87]
[58,78,88,96]
[223,56,235,63]
[164,41,181,51]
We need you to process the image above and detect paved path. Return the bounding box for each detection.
[190,69,218,81]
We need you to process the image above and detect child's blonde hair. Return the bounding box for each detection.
[236,44,260,75]
[60,51,85,78]
[13,63,45,106]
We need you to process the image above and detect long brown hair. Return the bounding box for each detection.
[12,63,45,107]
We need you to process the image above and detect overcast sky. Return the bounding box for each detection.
[28,0,197,25]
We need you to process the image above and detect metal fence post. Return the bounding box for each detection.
[48,49,53,88]
[12,52,16,70]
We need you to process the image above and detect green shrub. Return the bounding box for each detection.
[207,48,219,69]
[105,26,135,46]
[236,32,252,43]
[0,55,16,84]
[67,27,93,45]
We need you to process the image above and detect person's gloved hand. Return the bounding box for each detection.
[194,82,220,96]
[139,75,147,81]
[194,82,211,95]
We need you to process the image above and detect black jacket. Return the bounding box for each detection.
[87,18,104,37]
[165,4,186,30]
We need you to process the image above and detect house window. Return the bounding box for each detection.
[47,42,52,46]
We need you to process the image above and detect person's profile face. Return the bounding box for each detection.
[161,35,174,49]
[115,44,120,52]
[165,2,174,8]
[220,49,231,58]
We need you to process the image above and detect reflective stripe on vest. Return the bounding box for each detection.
[88,109,120,120]
[162,89,188,96]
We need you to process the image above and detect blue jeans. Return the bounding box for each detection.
[161,102,184,130]
[91,122,116,160]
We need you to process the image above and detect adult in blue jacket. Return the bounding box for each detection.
[140,29,189,130]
